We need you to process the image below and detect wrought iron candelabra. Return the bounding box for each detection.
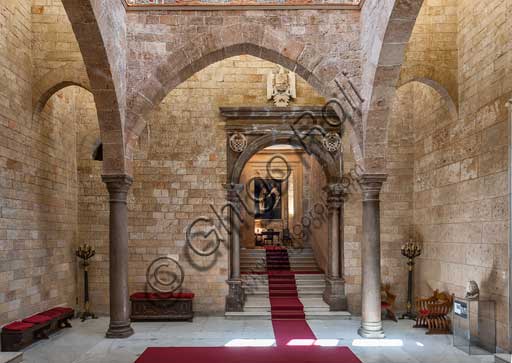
[76,243,97,321]
[400,240,422,320]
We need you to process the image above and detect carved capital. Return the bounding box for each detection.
[325,183,345,209]
[223,183,244,203]
[102,174,133,202]
[358,174,387,201]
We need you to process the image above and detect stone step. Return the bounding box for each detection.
[245,291,324,297]
[225,311,271,320]
[244,282,325,289]
[0,353,23,363]
[226,311,351,320]
[306,311,351,320]
[495,354,511,363]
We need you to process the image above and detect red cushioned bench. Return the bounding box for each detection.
[130,292,194,322]
[1,307,74,352]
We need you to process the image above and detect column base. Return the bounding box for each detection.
[225,279,245,312]
[358,321,385,339]
[106,321,134,339]
[323,277,348,311]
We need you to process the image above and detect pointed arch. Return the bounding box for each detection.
[33,63,91,115]
[61,0,127,175]
[126,26,364,167]
[360,0,425,172]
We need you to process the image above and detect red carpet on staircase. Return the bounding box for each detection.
[135,247,362,362]
[266,247,317,346]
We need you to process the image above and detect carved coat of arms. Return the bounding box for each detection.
[267,66,296,107]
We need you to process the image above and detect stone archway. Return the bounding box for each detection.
[32,63,91,115]
[398,77,458,120]
[361,0,425,173]
[222,111,347,313]
[125,30,365,170]
[61,0,127,176]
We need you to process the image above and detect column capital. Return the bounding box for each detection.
[358,174,387,201]
[102,174,133,194]
[325,183,345,209]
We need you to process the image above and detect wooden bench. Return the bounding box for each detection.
[130,292,194,322]
[1,307,74,352]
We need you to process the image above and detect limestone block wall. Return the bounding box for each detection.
[30,0,84,84]
[76,54,370,315]
[125,9,362,98]
[0,0,81,328]
[399,0,459,103]
[384,0,512,349]
[381,87,415,310]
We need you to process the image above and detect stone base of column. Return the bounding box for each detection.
[322,277,348,311]
[225,279,245,312]
[358,321,385,339]
[106,320,134,339]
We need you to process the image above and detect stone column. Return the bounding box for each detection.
[323,183,348,311]
[358,174,387,339]
[224,183,245,312]
[102,175,134,339]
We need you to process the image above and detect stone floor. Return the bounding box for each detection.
[19,317,495,363]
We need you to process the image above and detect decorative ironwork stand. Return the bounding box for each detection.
[400,240,422,320]
[76,243,97,322]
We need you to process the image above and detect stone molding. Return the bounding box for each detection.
[325,183,345,209]
[102,174,134,199]
[358,174,387,201]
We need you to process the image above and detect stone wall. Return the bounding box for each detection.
[383,0,512,349]
[30,0,84,85]
[79,55,338,314]
[399,0,458,103]
[0,0,80,328]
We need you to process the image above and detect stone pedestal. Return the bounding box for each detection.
[224,184,245,312]
[323,277,348,311]
[358,174,387,339]
[323,183,348,311]
[225,279,245,312]
[103,175,134,339]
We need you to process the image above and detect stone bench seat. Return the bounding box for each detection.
[1,308,74,352]
[130,292,195,322]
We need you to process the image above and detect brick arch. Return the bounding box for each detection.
[126,27,364,165]
[33,63,91,115]
[362,0,425,173]
[398,77,458,121]
[61,0,127,175]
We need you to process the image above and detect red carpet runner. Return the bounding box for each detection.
[135,247,362,362]
[136,347,362,363]
[266,247,317,346]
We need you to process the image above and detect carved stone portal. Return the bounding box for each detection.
[267,66,296,107]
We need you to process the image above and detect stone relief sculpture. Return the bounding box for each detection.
[267,66,296,107]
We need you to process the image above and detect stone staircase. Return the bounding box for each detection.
[495,354,511,363]
[226,248,350,320]
[0,353,23,363]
